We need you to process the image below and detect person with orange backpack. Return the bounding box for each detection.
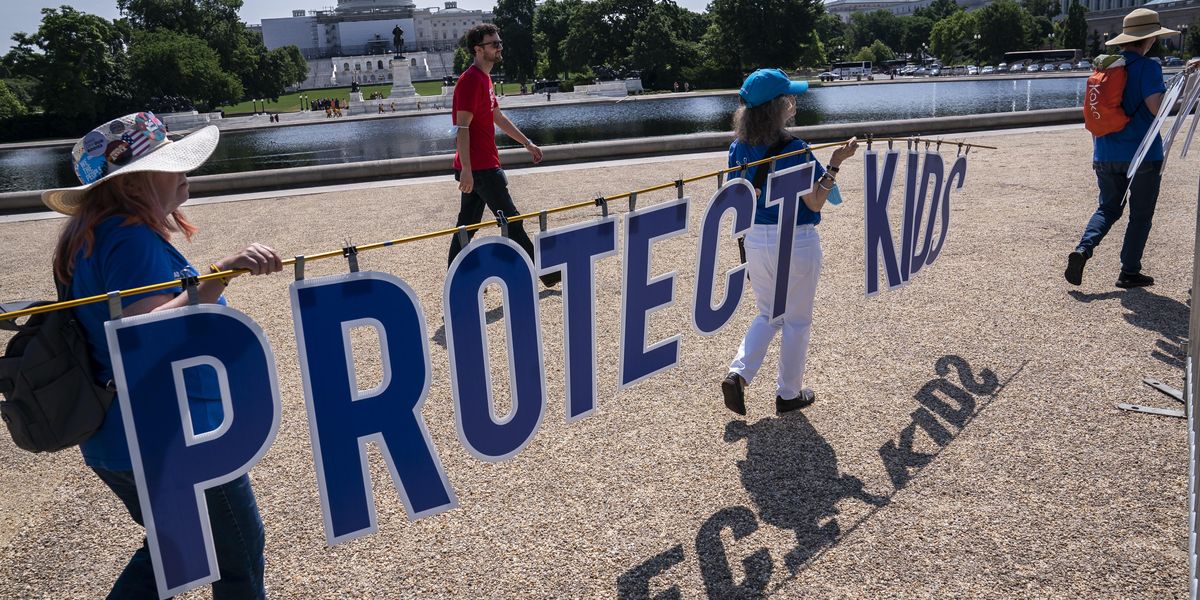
[1065,8,1177,288]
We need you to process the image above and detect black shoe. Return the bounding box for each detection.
[1115,271,1154,288]
[1065,251,1087,286]
[540,271,562,287]
[721,373,746,416]
[776,389,816,413]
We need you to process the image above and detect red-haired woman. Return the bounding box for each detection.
[43,112,282,598]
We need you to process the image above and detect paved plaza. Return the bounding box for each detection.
[0,124,1196,597]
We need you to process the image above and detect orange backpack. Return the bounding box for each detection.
[1083,55,1129,137]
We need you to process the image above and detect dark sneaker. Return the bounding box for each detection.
[1115,271,1154,288]
[540,271,562,287]
[776,389,816,413]
[721,372,746,416]
[1064,251,1087,286]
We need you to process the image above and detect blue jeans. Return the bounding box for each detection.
[1076,160,1163,274]
[92,468,266,599]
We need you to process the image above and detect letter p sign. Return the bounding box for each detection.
[106,305,281,599]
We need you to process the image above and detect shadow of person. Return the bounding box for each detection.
[723,414,888,575]
[1068,287,1188,368]
[430,288,562,348]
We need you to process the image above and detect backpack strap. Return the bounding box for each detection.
[750,134,798,196]
[0,301,53,332]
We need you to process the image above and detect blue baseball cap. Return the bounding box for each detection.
[738,69,809,108]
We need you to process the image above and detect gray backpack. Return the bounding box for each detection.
[0,282,114,453]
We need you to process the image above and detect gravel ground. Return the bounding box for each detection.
[0,124,1196,598]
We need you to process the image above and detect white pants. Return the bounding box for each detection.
[728,223,823,400]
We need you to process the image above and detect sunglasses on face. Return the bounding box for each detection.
[477,40,503,49]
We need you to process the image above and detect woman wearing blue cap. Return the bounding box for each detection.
[721,68,859,416]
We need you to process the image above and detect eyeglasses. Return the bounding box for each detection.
[477,40,504,49]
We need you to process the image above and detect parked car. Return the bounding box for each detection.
[1165,56,1184,67]
[1041,63,1057,72]
[981,65,995,75]
[1026,63,1041,72]
[913,67,928,76]
[996,62,1009,72]
[1075,59,1092,70]
[1147,56,1162,65]
[1058,62,1073,71]
[818,72,837,82]
[967,65,979,75]
[929,66,942,76]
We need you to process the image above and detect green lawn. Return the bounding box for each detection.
[219,81,528,114]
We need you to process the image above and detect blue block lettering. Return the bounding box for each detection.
[929,154,967,264]
[693,179,755,335]
[446,237,546,461]
[620,197,690,388]
[909,152,944,278]
[763,161,815,321]
[105,305,280,598]
[863,150,903,296]
[291,272,457,545]
[536,217,618,422]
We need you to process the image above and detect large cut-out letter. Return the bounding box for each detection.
[763,161,815,321]
[908,152,944,278]
[291,271,456,545]
[537,217,618,422]
[620,197,690,388]
[928,154,967,265]
[446,237,546,461]
[106,305,280,598]
[864,150,903,295]
[693,179,756,336]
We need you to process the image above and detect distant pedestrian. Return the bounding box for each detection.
[1065,8,1195,288]
[674,81,680,92]
[448,23,559,287]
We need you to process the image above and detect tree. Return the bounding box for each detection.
[976,0,1032,63]
[3,7,132,122]
[849,10,902,51]
[562,1,610,73]
[533,0,581,79]
[815,12,847,47]
[1063,0,1088,52]
[453,45,471,74]
[628,2,701,89]
[1188,18,1200,57]
[706,0,825,75]
[0,82,25,119]
[1021,0,1060,18]
[853,40,895,64]
[1088,29,1103,57]
[493,0,537,82]
[929,10,976,63]
[914,0,962,22]
[129,29,242,109]
[900,16,935,56]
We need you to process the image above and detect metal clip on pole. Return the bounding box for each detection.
[294,255,306,281]
[182,275,201,306]
[495,210,510,238]
[538,210,548,232]
[594,196,608,218]
[628,191,638,212]
[716,170,724,187]
[456,225,470,248]
[866,133,873,151]
[674,179,685,199]
[342,243,359,273]
[957,141,963,156]
[936,139,942,152]
[888,137,894,150]
[106,291,122,321]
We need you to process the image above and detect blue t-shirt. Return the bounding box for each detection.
[728,138,827,226]
[1094,51,1167,163]
[69,215,225,471]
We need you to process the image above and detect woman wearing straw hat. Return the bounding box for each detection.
[719,69,859,416]
[45,112,282,597]
[1065,8,1191,289]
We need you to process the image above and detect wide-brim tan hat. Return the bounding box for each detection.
[41,111,220,215]
[1108,8,1178,45]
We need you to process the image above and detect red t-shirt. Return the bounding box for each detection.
[452,65,500,171]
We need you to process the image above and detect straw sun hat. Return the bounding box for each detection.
[1108,8,1179,46]
[41,112,219,215]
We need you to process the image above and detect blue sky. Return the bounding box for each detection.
[4,0,714,53]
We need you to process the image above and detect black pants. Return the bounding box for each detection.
[448,168,539,268]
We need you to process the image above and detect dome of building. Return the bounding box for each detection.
[336,0,415,13]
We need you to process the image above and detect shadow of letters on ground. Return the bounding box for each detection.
[1069,287,1189,371]
[618,355,1001,599]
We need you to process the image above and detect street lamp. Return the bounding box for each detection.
[921,43,929,67]
[1048,32,1055,50]
[1181,24,1190,56]
[1103,31,1110,47]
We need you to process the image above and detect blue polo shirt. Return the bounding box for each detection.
[1094,51,1166,163]
[728,138,827,226]
[69,215,225,471]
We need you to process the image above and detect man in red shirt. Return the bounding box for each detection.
[448,23,558,286]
